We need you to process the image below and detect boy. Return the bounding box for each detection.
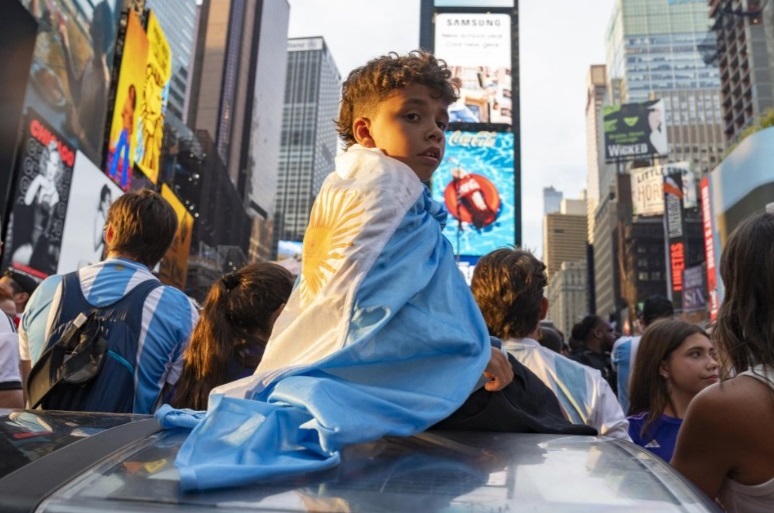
[159,52,521,491]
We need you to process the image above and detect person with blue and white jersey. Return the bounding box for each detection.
[19,189,198,414]
[471,248,630,440]
[612,295,674,414]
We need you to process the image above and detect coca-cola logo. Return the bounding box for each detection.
[447,131,497,148]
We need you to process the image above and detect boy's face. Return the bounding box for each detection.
[354,83,449,182]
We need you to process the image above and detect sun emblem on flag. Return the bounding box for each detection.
[300,187,365,307]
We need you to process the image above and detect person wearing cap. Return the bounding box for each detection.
[611,295,674,414]
[0,269,39,327]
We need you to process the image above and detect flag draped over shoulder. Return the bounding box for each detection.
[156,145,491,491]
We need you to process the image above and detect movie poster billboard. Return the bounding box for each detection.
[434,13,512,125]
[134,11,171,185]
[603,99,668,161]
[664,172,686,310]
[631,162,696,216]
[431,130,515,257]
[700,177,719,321]
[105,12,148,191]
[57,152,123,274]
[2,111,75,279]
[19,0,122,167]
[158,185,193,290]
[682,265,706,313]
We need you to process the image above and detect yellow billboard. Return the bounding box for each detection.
[135,11,171,184]
[159,184,193,289]
[105,12,148,190]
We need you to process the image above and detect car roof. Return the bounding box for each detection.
[0,410,720,513]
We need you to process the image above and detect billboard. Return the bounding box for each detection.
[20,0,122,166]
[134,11,171,185]
[57,152,123,274]
[105,12,148,191]
[700,177,718,321]
[431,130,515,257]
[603,99,668,161]
[631,162,696,216]
[158,185,193,290]
[664,172,686,310]
[2,111,75,278]
[682,265,706,313]
[434,13,512,125]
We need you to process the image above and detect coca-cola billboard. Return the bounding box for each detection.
[431,130,515,258]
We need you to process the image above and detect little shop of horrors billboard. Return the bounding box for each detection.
[431,130,515,258]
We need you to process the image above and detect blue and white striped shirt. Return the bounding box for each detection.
[19,258,199,413]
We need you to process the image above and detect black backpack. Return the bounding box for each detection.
[26,272,161,412]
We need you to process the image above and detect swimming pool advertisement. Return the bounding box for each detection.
[432,130,515,258]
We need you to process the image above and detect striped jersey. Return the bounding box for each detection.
[0,313,21,390]
[19,258,199,413]
[505,337,631,440]
[611,335,641,415]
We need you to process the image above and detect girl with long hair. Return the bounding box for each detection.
[672,212,774,512]
[627,319,718,461]
[171,263,294,410]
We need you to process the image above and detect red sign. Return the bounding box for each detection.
[670,242,685,292]
[700,177,718,320]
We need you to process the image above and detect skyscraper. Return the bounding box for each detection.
[605,0,724,173]
[274,37,341,243]
[543,186,563,215]
[708,0,774,142]
[187,0,290,259]
[585,65,607,244]
[543,198,588,280]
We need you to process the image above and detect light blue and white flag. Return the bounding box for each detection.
[156,146,491,491]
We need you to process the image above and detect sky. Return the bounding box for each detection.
[287,0,616,257]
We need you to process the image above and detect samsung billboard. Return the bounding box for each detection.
[432,130,515,258]
[434,13,512,126]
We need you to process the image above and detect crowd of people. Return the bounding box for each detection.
[0,49,771,510]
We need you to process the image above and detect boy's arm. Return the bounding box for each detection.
[483,340,513,391]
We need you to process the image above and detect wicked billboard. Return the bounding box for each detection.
[603,99,668,161]
[431,130,515,258]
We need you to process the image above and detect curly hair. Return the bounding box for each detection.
[336,51,458,148]
[471,248,547,340]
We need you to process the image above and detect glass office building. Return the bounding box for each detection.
[275,37,341,243]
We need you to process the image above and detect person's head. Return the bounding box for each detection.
[337,51,458,182]
[628,319,717,430]
[571,315,615,353]
[0,268,39,313]
[172,263,294,410]
[647,102,663,132]
[470,248,547,340]
[639,295,674,328]
[98,185,111,212]
[0,287,16,318]
[104,188,177,268]
[537,326,563,354]
[41,141,61,181]
[715,211,774,375]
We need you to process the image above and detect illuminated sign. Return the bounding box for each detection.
[700,177,718,320]
[434,13,512,126]
[431,130,515,257]
[603,99,668,161]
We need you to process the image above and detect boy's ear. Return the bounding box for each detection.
[353,117,375,148]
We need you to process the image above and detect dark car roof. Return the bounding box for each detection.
[0,410,720,513]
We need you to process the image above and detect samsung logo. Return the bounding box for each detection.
[446,18,501,27]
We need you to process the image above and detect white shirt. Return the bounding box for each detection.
[505,337,631,440]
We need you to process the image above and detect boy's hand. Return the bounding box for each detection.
[483,348,513,391]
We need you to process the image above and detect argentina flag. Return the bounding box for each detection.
[156,145,492,491]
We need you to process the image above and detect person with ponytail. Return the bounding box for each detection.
[171,263,294,410]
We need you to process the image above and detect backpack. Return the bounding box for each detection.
[26,272,161,412]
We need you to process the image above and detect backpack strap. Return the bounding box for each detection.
[26,272,163,410]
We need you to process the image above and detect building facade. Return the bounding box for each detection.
[543,186,563,214]
[274,37,341,243]
[543,199,588,280]
[586,65,607,244]
[547,261,589,338]
[605,0,724,173]
[187,0,290,259]
[708,0,774,142]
